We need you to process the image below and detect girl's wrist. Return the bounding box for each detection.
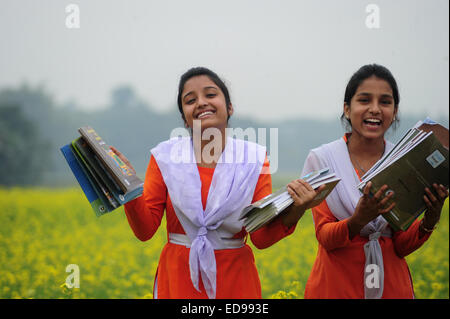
[421,216,438,232]
[419,218,437,233]
[282,204,306,228]
[349,213,367,229]
[347,214,366,239]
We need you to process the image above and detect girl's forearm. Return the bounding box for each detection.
[281,204,307,228]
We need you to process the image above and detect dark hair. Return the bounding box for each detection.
[341,64,400,130]
[177,67,232,124]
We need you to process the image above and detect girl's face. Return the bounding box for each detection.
[180,75,233,132]
[344,75,397,141]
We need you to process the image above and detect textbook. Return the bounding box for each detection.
[78,126,143,194]
[61,144,109,217]
[358,118,449,231]
[60,126,144,217]
[240,168,340,233]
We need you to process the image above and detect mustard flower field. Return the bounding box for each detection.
[0,187,448,299]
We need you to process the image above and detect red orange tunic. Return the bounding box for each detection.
[124,155,296,299]
[304,142,432,298]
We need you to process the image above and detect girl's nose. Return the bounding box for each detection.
[368,102,382,114]
[197,95,208,107]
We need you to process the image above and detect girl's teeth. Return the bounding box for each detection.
[364,119,381,124]
[198,111,213,118]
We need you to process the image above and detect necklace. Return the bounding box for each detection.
[351,155,367,174]
[346,134,384,176]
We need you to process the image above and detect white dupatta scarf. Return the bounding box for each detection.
[151,136,266,299]
[302,137,394,299]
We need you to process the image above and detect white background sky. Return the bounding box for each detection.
[0,0,448,121]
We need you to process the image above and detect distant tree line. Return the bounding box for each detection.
[0,103,49,185]
[0,83,447,187]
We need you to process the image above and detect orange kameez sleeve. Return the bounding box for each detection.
[124,155,166,241]
[249,155,297,249]
[312,199,352,251]
[392,218,432,258]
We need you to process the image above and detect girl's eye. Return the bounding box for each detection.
[381,100,392,105]
[206,93,216,98]
[358,99,369,103]
[186,99,195,104]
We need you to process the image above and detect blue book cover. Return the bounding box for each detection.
[60,144,109,217]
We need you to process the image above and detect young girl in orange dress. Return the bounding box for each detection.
[112,67,323,299]
[302,64,449,299]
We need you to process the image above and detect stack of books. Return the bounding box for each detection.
[240,168,340,233]
[358,118,449,231]
[60,126,144,217]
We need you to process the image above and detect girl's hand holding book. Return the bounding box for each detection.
[282,179,326,227]
[348,182,395,238]
[421,183,449,232]
[287,179,325,209]
[109,146,136,175]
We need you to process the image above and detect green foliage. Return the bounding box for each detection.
[0,105,50,186]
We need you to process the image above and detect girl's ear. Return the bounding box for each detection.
[227,103,234,117]
[343,103,350,120]
[393,107,398,119]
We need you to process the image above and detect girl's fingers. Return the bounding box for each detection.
[434,184,449,200]
[315,184,326,194]
[440,185,449,198]
[110,146,125,160]
[363,181,372,197]
[297,181,318,200]
[297,179,314,192]
[110,146,121,155]
[291,180,308,196]
[287,185,297,196]
[287,186,301,203]
[110,146,136,173]
[111,147,129,163]
[381,202,396,214]
[288,182,315,207]
[423,194,433,209]
[373,184,388,202]
[378,190,394,208]
[287,182,296,190]
[425,187,438,204]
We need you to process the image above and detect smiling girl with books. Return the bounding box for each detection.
[112,67,322,299]
[302,64,448,299]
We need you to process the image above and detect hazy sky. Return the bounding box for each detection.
[0,0,448,121]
